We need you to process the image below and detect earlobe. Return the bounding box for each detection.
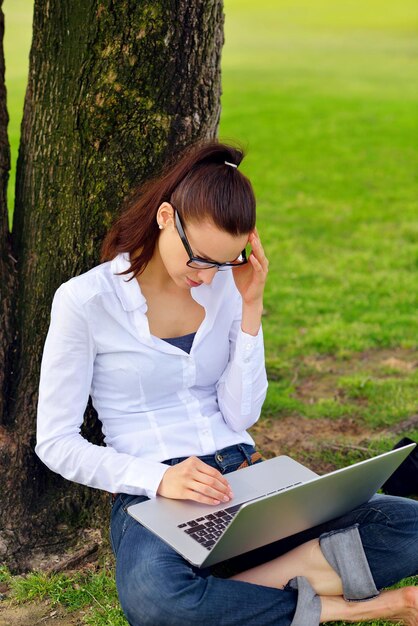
[157,202,175,229]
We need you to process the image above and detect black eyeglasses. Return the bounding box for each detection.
[171,205,248,271]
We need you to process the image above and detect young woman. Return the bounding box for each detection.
[36,140,418,625]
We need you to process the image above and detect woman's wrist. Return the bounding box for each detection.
[241,300,264,336]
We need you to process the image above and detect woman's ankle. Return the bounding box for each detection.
[319,586,418,623]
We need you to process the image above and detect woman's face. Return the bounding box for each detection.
[156,203,249,290]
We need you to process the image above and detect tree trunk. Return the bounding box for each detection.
[0,0,16,564]
[0,0,11,412]
[0,0,224,571]
[0,0,11,422]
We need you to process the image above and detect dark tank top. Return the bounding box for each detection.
[161,331,196,354]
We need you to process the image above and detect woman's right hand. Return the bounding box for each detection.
[157,456,234,505]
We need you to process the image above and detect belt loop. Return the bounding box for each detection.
[237,444,253,465]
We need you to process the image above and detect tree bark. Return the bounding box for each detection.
[0,0,224,571]
[0,0,12,423]
[0,0,16,563]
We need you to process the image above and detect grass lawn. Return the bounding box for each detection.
[219,0,418,463]
[1,0,417,624]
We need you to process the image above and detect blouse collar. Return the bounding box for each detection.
[110,252,222,313]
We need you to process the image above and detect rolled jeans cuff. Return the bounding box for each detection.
[319,523,379,602]
[287,576,321,626]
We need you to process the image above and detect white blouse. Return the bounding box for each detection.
[36,253,268,498]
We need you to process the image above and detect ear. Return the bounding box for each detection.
[156,202,175,230]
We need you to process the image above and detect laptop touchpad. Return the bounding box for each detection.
[225,473,258,503]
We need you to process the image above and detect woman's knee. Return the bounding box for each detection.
[118,583,210,626]
[117,553,210,626]
[357,495,418,588]
[357,494,418,528]
[118,582,176,626]
[369,494,418,532]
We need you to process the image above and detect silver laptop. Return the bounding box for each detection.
[128,443,415,568]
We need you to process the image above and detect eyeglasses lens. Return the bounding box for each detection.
[187,254,246,271]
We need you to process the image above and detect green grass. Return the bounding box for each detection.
[263,365,418,428]
[219,0,418,464]
[3,0,418,624]
[220,0,418,363]
[0,564,127,625]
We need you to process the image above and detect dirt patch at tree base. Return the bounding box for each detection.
[0,602,84,626]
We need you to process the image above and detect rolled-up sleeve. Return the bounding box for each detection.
[216,296,268,432]
[35,283,168,498]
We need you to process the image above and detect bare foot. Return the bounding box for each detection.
[388,587,418,626]
[320,586,418,624]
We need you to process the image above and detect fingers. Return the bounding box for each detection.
[249,253,262,271]
[188,479,232,505]
[189,458,233,504]
[249,230,269,275]
[195,464,234,503]
[157,456,234,505]
[183,489,224,506]
[232,228,269,305]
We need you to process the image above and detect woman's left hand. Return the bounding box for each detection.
[232,228,269,307]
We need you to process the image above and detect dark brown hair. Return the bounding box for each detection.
[100,139,256,280]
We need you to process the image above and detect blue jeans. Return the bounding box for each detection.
[110,444,418,626]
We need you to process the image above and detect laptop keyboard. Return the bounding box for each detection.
[178,481,303,550]
[177,503,243,550]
